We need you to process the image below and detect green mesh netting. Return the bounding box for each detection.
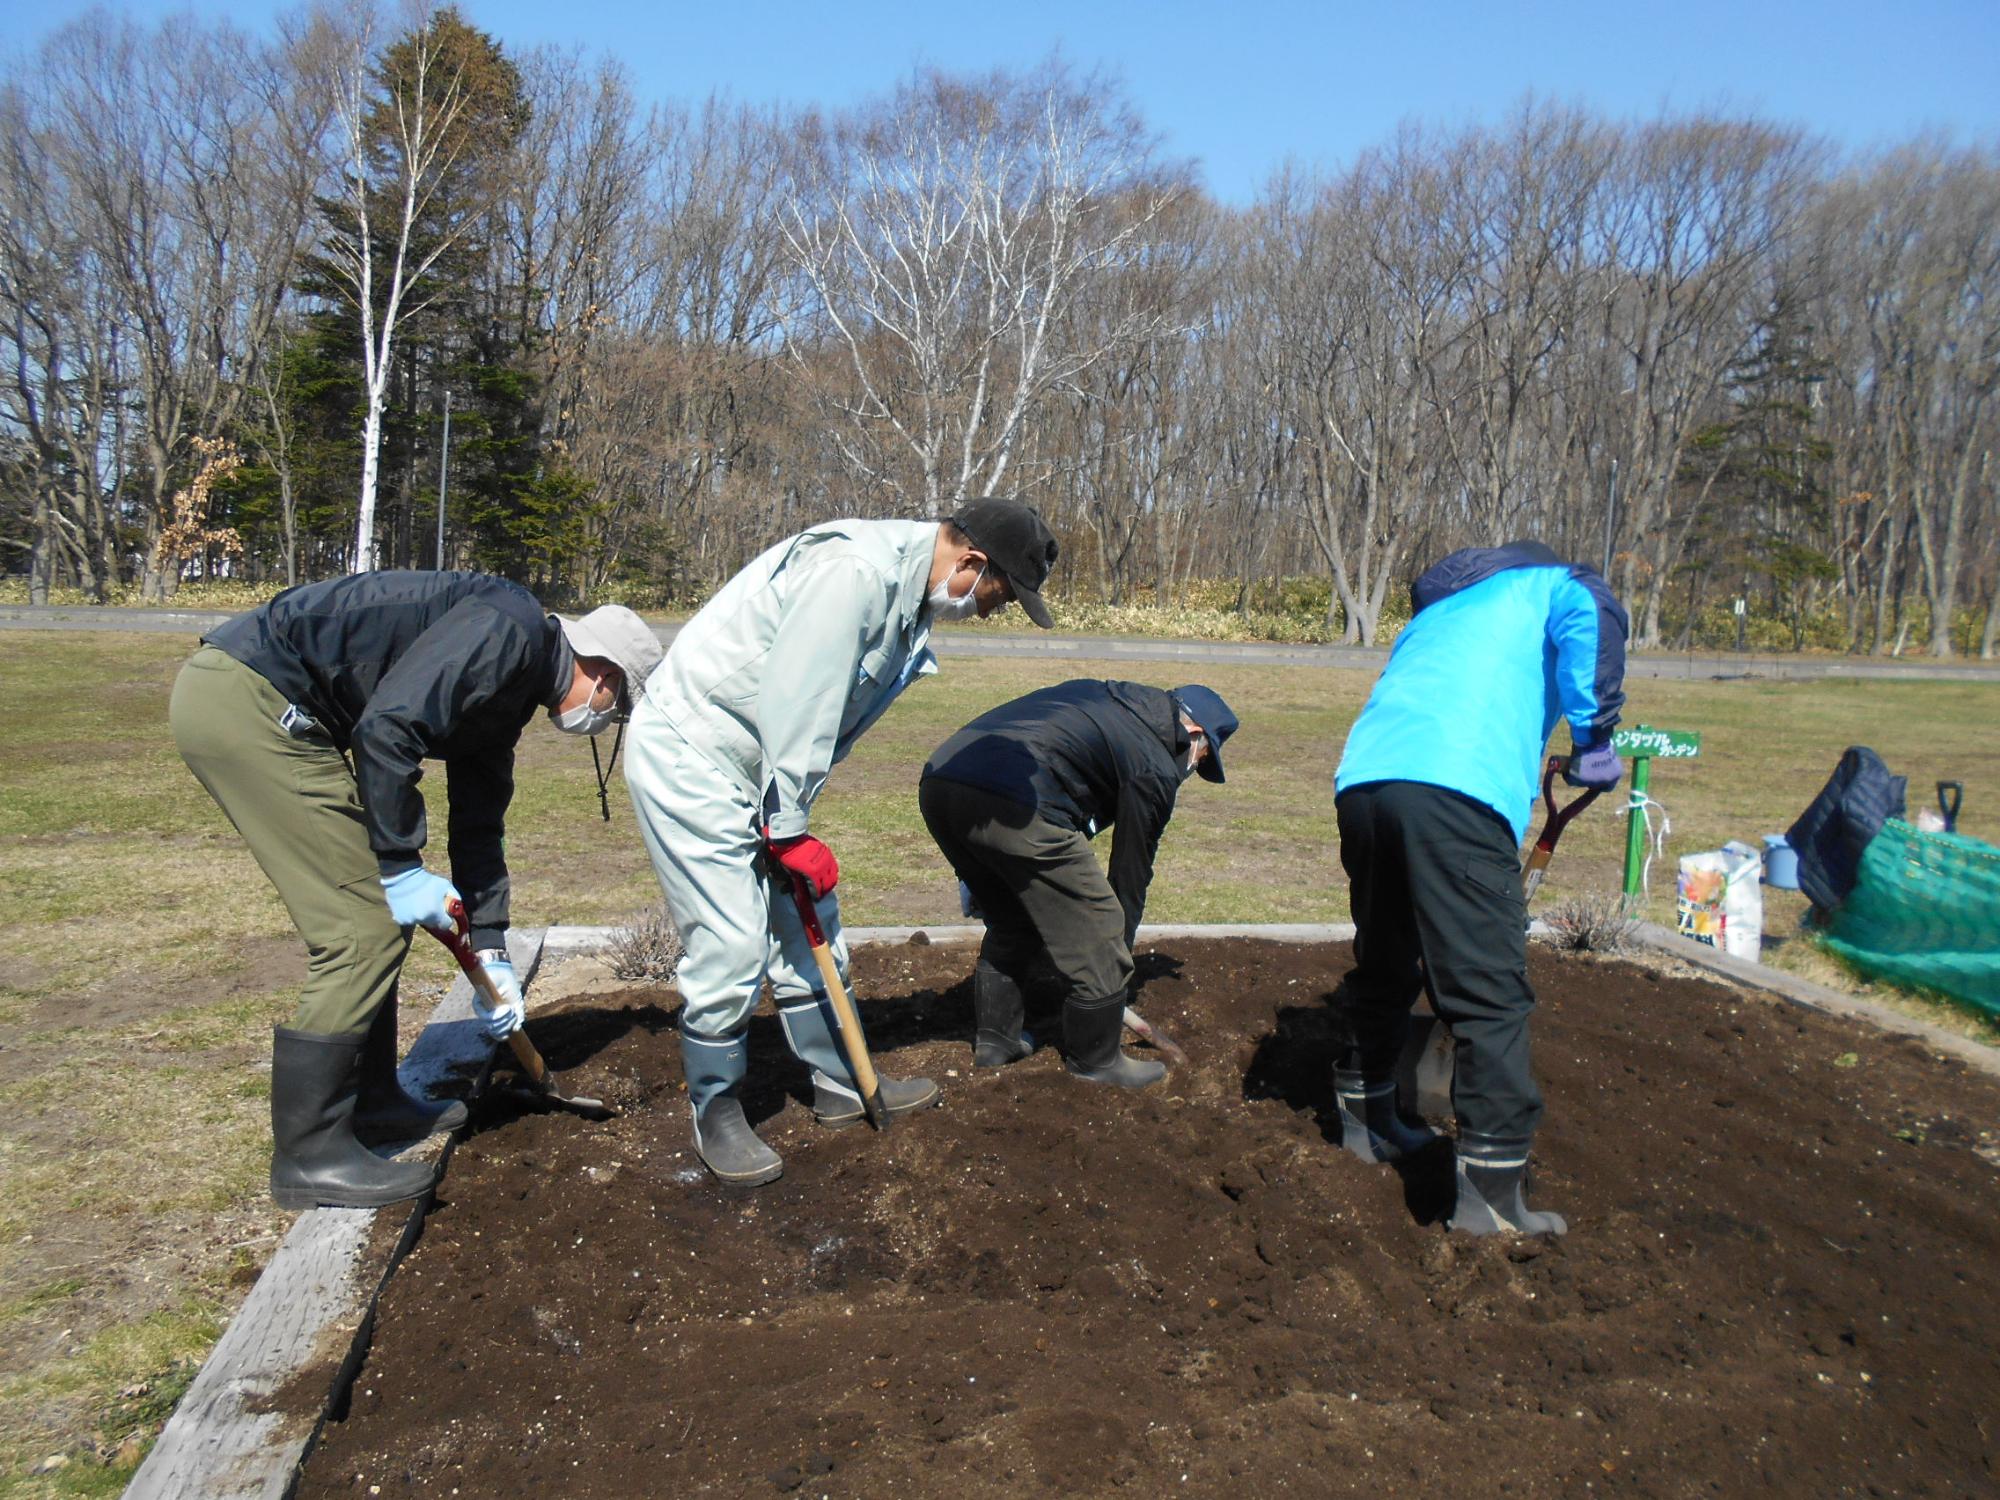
[1818,819,2000,1019]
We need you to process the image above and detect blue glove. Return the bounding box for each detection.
[474,951,525,1039]
[1564,739,1623,791]
[379,864,462,930]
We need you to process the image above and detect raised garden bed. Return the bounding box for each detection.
[285,936,2000,1498]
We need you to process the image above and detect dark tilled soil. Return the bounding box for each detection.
[298,940,2000,1498]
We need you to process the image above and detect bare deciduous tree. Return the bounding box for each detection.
[781,61,1192,513]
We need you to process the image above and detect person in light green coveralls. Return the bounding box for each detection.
[624,499,1061,1187]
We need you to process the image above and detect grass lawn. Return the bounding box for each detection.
[0,628,1995,1494]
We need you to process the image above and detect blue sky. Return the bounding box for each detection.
[5,0,1996,201]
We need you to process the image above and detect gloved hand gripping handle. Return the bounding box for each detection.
[422,900,619,1120]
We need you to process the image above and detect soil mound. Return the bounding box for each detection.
[297,940,2000,1498]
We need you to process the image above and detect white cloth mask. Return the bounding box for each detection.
[550,697,617,737]
[927,565,984,623]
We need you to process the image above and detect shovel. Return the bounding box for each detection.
[783,872,892,1131]
[425,903,618,1121]
[1120,1005,1189,1066]
[1521,754,1604,902]
[1938,781,1963,834]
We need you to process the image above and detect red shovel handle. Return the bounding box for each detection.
[1532,754,1603,856]
[428,898,478,971]
[784,873,830,948]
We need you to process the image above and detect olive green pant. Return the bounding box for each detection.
[170,647,409,1037]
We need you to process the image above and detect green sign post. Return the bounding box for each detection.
[1611,724,1701,898]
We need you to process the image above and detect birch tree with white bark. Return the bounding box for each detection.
[780,61,1192,512]
[319,2,520,571]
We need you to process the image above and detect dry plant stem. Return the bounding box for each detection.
[607,905,684,983]
[1540,890,1641,954]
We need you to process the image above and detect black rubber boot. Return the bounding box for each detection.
[354,996,469,1146]
[683,1029,782,1186]
[1335,1069,1438,1163]
[1062,995,1166,1090]
[778,998,942,1127]
[971,957,1033,1068]
[1448,1131,1567,1236]
[269,1026,438,1211]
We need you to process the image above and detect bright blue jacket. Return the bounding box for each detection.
[1335,542,1628,842]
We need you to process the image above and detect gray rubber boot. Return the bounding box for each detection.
[682,1028,782,1186]
[778,997,942,1127]
[971,957,1033,1068]
[1448,1131,1567,1236]
[1335,1069,1438,1163]
[270,1026,438,1211]
[354,996,469,1146]
[1062,995,1166,1090]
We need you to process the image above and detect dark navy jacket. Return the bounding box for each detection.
[1336,542,1628,841]
[922,680,1192,948]
[205,571,567,948]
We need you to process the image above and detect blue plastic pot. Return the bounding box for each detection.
[1762,834,1800,890]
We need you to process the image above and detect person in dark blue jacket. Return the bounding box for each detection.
[1333,541,1627,1236]
[919,680,1237,1089]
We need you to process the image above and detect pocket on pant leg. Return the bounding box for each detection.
[1461,856,1523,903]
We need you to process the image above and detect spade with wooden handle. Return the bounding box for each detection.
[783,871,891,1131]
[1120,1005,1189,1067]
[425,902,617,1121]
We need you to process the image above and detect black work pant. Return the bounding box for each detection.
[1335,780,1543,1140]
[918,776,1132,1007]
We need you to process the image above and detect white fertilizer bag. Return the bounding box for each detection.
[1676,841,1764,959]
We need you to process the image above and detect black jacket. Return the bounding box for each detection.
[1786,746,1907,913]
[205,571,566,948]
[922,680,1191,947]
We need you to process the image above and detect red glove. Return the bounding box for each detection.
[766,830,839,899]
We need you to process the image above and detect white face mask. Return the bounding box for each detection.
[1182,729,1205,780]
[927,564,984,623]
[551,699,617,737]
[550,673,619,737]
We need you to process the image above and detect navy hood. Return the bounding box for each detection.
[1411,540,1566,614]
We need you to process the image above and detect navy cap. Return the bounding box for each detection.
[1173,684,1237,784]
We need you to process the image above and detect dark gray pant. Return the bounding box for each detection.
[918,776,1131,1007]
[1335,780,1543,1140]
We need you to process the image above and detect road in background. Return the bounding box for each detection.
[4,604,1998,683]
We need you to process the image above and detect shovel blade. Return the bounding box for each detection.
[1394,1007,1455,1121]
[499,1070,619,1121]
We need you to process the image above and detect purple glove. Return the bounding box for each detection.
[1564,739,1622,791]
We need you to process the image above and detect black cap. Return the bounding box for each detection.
[951,497,1059,629]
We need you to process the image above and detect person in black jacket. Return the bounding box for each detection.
[170,572,662,1210]
[918,680,1238,1088]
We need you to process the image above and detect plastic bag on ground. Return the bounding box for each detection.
[1676,842,1764,959]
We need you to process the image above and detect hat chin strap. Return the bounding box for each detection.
[589,720,625,821]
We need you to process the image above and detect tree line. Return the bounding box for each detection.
[3,5,1996,655]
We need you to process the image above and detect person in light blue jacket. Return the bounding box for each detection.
[624,499,1060,1186]
[1332,541,1627,1236]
